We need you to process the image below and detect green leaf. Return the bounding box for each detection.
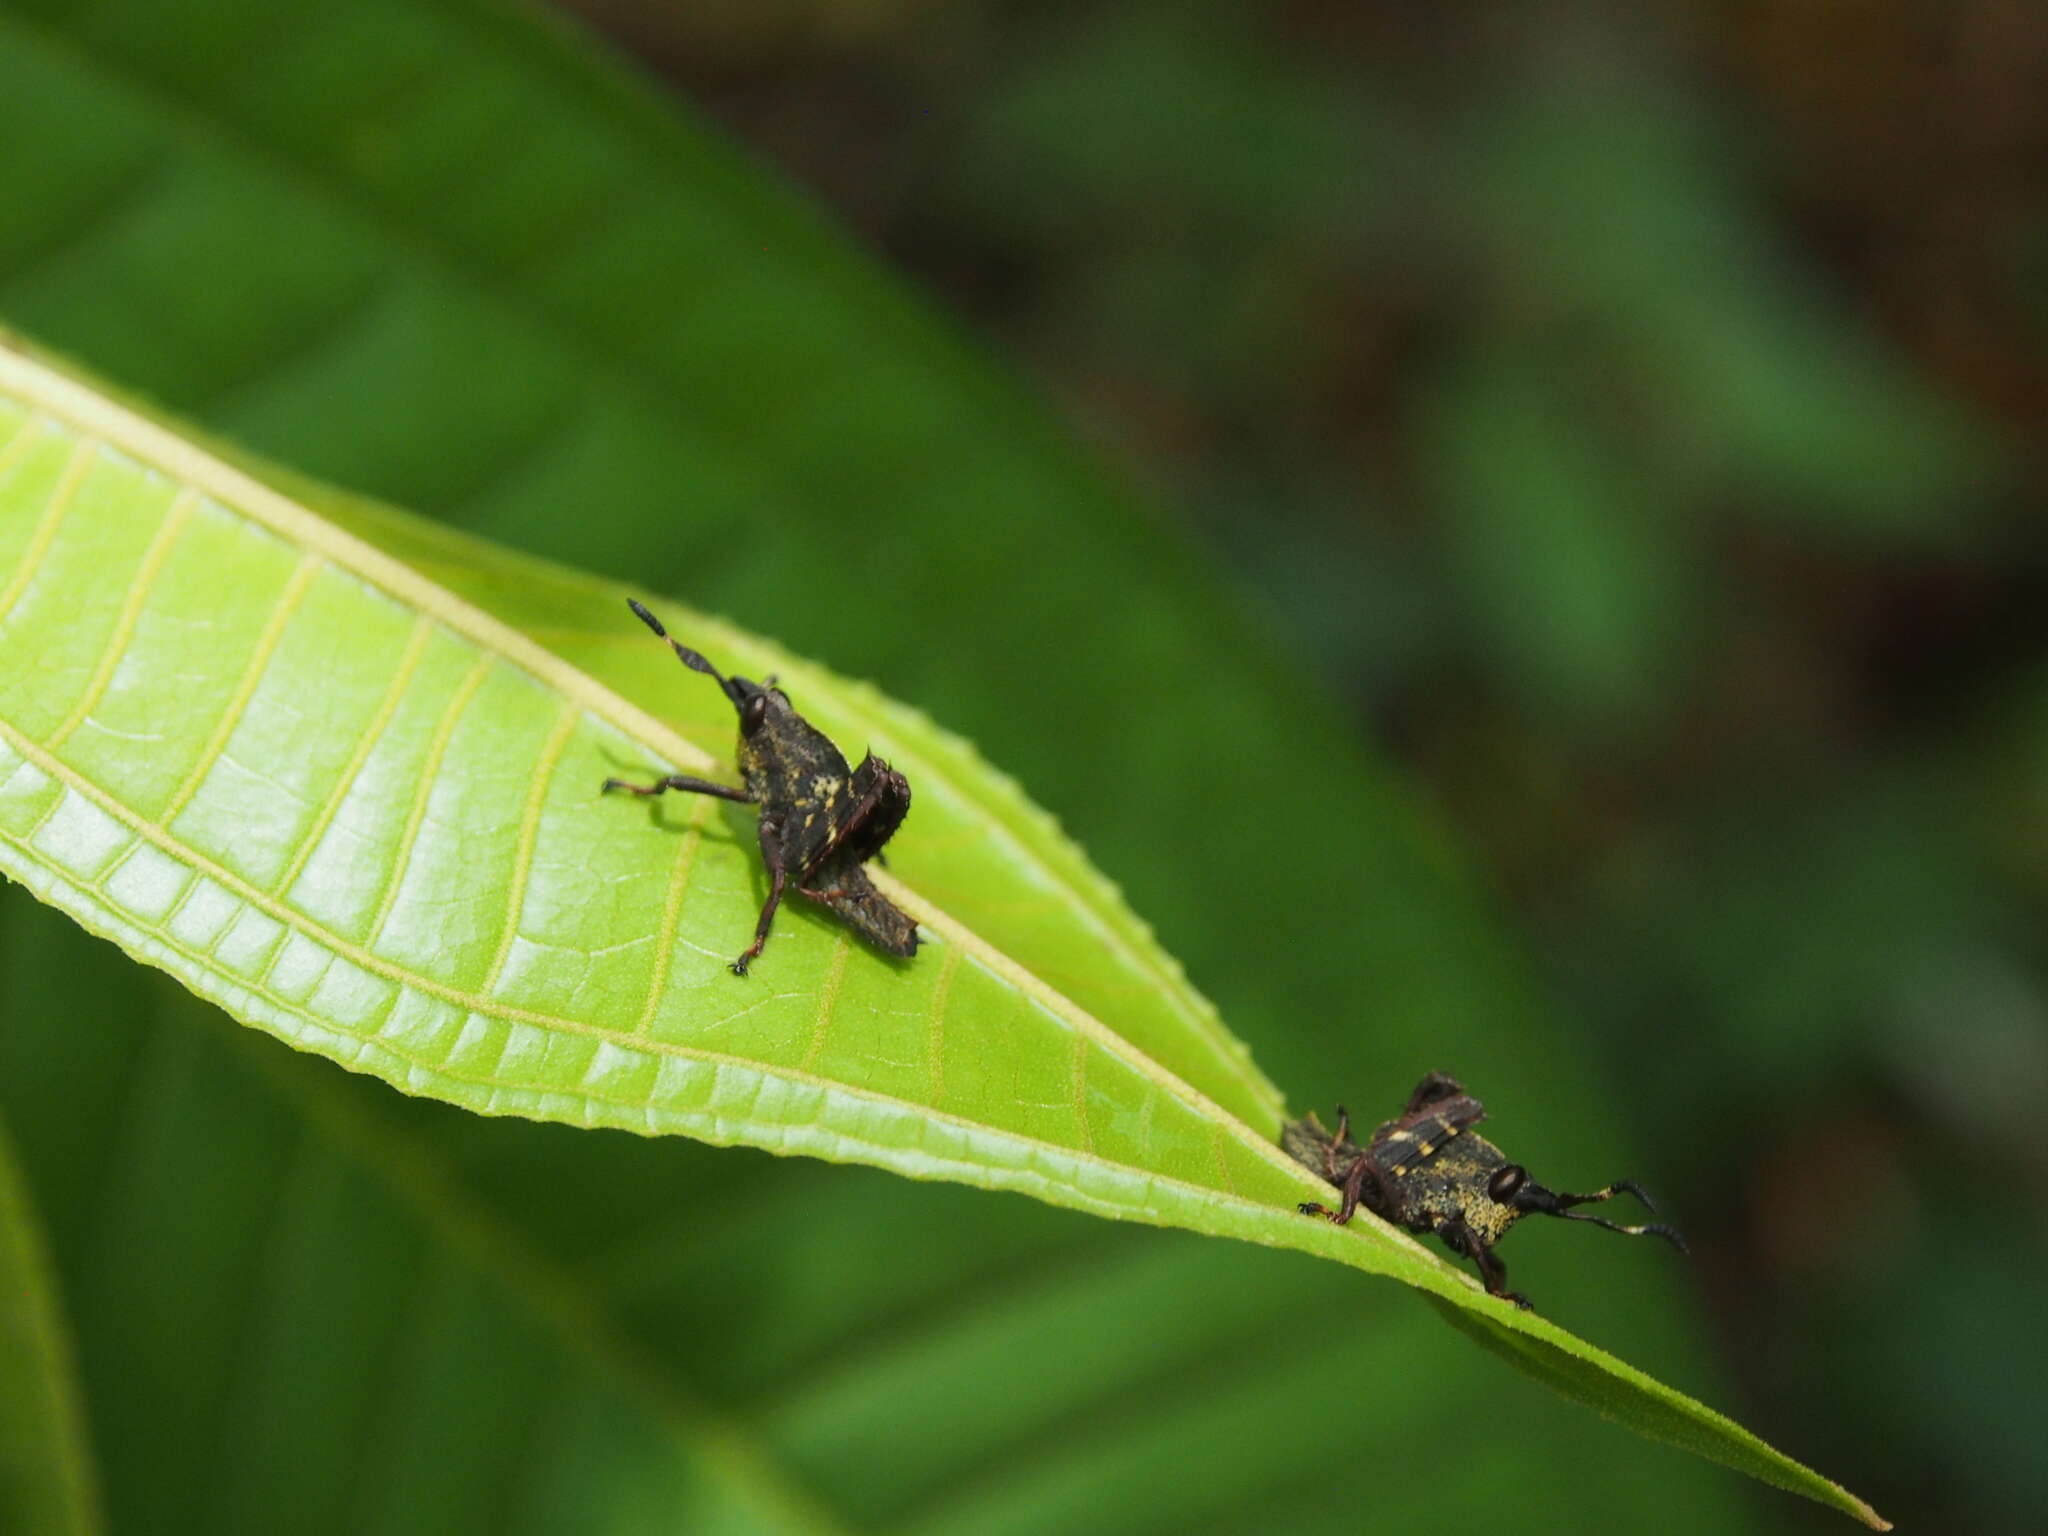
[0,896,1748,1535]
[0,339,1881,1528]
[0,0,1877,1520]
[1,932,848,1536]
[0,1102,101,1536]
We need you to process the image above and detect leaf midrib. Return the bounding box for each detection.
[0,344,1331,1223]
[0,730,1368,1256]
[535,611,1278,1124]
[5,2,1290,1128]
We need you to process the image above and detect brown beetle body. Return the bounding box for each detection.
[602,600,917,974]
[1284,1073,1685,1309]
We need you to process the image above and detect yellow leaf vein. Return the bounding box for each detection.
[0,435,92,626]
[160,551,323,825]
[272,612,437,899]
[634,794,711,1038]
[46,487,197,750]
[801,931,850,1073]
[0,713,1360,1229]
[363,652,493,947]
[480,696,582,995]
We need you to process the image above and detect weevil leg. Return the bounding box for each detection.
[1441,1217,1531,1309]
[1333,1155,1374,1223]
[1299,1154,1384,1226]
[731,818,790,977]
[1315,1106,1355,1181]
[732,866,787,976]
[602,773,754,803]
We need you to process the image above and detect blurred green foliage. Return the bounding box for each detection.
[0,0,1762,1529]
[0,1115,97,1536]
[0,0,2041,1530]
[596,3,2046,1531]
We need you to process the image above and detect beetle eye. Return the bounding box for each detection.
[741,694,768,735]
[1488,1165,1527,1204]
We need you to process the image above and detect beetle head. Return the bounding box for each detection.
[679,657,792,740]
[627,601,792,739]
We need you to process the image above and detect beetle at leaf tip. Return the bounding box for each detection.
[602,598,918,975]
[1282,1072,1685,1310]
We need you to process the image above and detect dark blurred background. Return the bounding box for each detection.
[558,1,2048,1528]
[2,0,2043,1529]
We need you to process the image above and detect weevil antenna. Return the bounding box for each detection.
[1606,1178,1660,1214]
[1552,1209,1689,1253]
[1529,1178,1662,1215]
[1509,1177,1686,1250]
[627,599,727,685]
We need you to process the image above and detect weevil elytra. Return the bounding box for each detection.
[602,599,918,976]
[1283,1072,1685,1309]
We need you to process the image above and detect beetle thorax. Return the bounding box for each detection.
[1400,1135,1524,1247]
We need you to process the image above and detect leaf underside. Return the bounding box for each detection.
[0,340,1882,1528]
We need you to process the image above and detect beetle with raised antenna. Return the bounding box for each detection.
[602,598,919,975]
